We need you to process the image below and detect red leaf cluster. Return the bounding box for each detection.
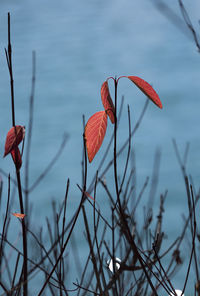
[4,125,25,170]
[85,75,162,163]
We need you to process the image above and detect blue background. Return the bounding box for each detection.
[0,0,200,294]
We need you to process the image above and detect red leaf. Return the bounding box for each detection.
[85,111,108,163]
[78,185,95,200]
[12,213,26,219]
[11,148,22,171]
[101,81,115,124]
[4,125,25,157]
[83,191,94,201]
[127,76,162,109]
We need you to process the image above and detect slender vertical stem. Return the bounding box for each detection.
[113,78,121,209]
[113,77,158,295]
[7,13,15,127]
[16,172,28,295]
[6,12,28,296]
[111,207,118,294]
[119,105,131,195]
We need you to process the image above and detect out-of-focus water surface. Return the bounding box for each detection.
[0,0,200,294]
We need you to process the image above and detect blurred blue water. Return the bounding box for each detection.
[0,0,200,294]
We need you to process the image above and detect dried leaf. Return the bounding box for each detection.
[78,186,95,201]
[83,191,94,201]
[85,111,107,162]
[12,213,26,219]
[101,81,115,124]
[4,126,25,157]
[11,148,22,171]
[128,76,162,109]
